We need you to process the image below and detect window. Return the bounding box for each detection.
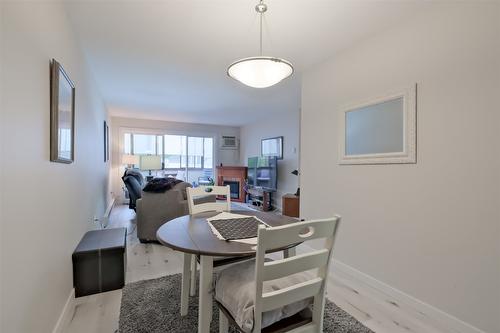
[164,135,186,169]
[124,133,131,154]
[133,134,157,155]
[204,138,213,169]
[188,137,203,169]
[122,132,214,173]
[122,133,162,168]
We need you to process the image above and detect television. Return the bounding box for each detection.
[247,156,278,191]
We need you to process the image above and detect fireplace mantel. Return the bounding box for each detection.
[216,166,247,203]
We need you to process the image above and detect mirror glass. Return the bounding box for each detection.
[57,68,74,160]
[345,97,404,156]
[261,136,283,159]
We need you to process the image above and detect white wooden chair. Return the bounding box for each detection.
[187,185,231,215]
[185,185,232,298]
[216,216,341,333]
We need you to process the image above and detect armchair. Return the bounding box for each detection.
[122,169,146,211]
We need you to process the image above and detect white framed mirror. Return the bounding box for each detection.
[339,85,417,165]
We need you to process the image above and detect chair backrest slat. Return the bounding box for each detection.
[186,185,231,214]
[261,277,323,312]
[257,219,337,251]
[190,202,228,214]
[262,249,330,281]
[252,216,341,332]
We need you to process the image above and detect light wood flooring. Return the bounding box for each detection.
[64,204,446,333]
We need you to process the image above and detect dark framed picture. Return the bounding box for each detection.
[50,59,75,163]
[104,121,109,162]
[261,136,283,159]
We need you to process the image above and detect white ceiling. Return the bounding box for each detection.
[66,0,431,126]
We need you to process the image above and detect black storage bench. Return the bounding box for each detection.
[72,227,127,297]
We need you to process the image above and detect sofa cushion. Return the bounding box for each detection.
[143,178,182,193]
[215,259,313,333]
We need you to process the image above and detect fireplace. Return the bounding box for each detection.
[223,180,240,199]
[216,166,247,203]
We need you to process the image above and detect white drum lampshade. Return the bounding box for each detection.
[122,154,139,167]
[140,155,162,172]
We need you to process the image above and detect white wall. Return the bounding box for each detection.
[301,3,500,333]
[240,111,300,210]
[1,3,110,332]
[110,116,240,202]
[0,3,4,331]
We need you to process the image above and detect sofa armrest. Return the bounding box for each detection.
[136,189,189,241]
[178,199,189,213]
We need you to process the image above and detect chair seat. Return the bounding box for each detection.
[217,301,312,333]
[215,259,313,333]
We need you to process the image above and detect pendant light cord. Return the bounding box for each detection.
[255,0,267,56]
[259,1,263,56]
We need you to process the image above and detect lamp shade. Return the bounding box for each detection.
[140,155,162,170]
[122,154,139,165]
[227,56,293,88]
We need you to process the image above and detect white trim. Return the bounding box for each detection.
[338,84,417,165]
[329,260,485,333]
[52,288,75,333]
[104,197,115,218]
[295,243,485,333]
[117,126,217,171]
[117,126,220,168]
[102,197,115,228]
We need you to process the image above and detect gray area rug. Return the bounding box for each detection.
[119,274,374,333]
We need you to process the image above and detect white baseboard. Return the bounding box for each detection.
[294,243,485,333]
[102,197,115,228]
[330,259,485,333]
[105,197,115,218]
[52,288,75,333]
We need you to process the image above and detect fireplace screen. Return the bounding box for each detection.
[223,180,240,199]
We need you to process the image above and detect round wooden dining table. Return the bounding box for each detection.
[156,210,298,333]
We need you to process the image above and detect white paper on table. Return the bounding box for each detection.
[206,212,268,244]
[231,237,257,245]
[206,212,253,222]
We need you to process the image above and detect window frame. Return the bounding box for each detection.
[119,127,215,171]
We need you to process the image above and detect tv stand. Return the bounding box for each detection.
[246,187,273,212]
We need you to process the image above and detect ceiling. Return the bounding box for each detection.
[65,0,431,126]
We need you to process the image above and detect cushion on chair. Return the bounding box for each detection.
[215,259,313,333]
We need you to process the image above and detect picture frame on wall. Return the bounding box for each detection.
[50,59,75,163]
[261,136,283,159]
[338,84,417,165]
[104,121,109,162]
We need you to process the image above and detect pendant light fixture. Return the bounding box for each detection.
[227,0,294,88]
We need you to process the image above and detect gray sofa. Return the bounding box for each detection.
[136,182,214,242]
